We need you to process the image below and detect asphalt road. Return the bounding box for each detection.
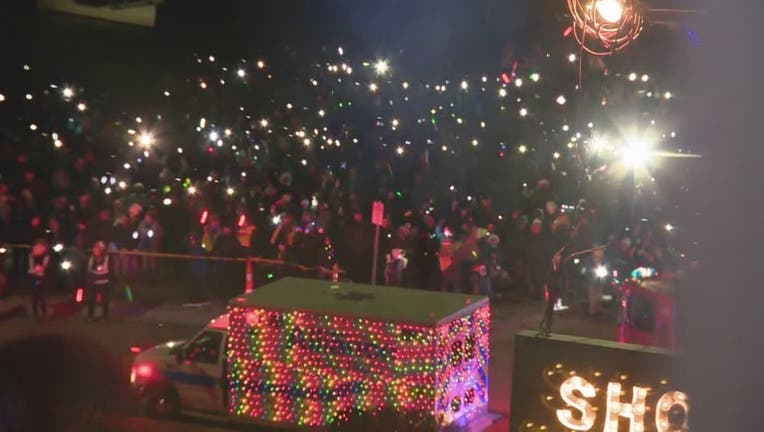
[0,294,618,431]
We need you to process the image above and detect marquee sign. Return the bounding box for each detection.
[510,331,688,432]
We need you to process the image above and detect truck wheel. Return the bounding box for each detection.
[143,386,179,418]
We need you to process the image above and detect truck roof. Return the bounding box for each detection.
[230,277,488,326]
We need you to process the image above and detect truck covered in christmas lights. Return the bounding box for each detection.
[130,277,490,430]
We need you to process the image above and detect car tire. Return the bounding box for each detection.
[142,385,180,419]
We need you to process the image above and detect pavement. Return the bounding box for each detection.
[0,289,618,431]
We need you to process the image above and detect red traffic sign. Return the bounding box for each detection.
[372,201,385,226]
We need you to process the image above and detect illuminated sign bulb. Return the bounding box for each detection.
[596,0,624,23]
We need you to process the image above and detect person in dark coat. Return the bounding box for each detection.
[86,241,113,320]
[27,239,52,320]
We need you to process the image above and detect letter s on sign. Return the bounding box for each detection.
[556,376,596,431]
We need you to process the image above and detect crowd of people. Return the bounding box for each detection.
[0,136,682,319]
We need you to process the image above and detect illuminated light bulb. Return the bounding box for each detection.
[53,243,64,253]
[373,59,389,76]
[441,145,448,152]
[260,118,269,127]
[301,159,307,166]
[226,187,235,196]
[664,92,672,100]
[556,95,567,105]
[208,55,215,62]
[337,46,344,55]
[164,90,170,96]
[596,0,624,23]
[481,121,486,128]
[519,108,528,117]
[62,87,74,98]
[104,187,112,195]
[514,78,523,88]
[641,74,650,82]
[163,198,172,206]
[369,83,378,92]
[237,68,246,77]
[61,260,72,271]
[620,138,651,169]
[139,133,153,147]
[553,152,560,159]
[123,163,131,169]
[518,144,528,154]
[25,94,33,100]
[187,186,197,195]
[200,81,207,89]
[595,265,608,278]
[402,81,409,89]
[54,139,63,148]
[665,223,674,232]
[460,80,468,90]
[118,181,127,189]
[29,124,37,131]
[303,138,311,146]
[457,118,463,124]
[530,72,541,82]
[0,93,4,102]
[318,110,325,117]
[257,60,265,69]
[209,131,219,141]
[77,103,86,111]
[568,53,577,63]
[498,88,507,98]
[472,139,479,146]
[395,146,404,155]
[628,72,638,81]
[216,139,223,147]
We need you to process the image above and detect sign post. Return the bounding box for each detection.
[371,201,384,285]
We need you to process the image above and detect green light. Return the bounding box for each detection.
[529,72,540,82]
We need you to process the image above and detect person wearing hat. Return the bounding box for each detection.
[86,241,113,320]
[27,239,51,320]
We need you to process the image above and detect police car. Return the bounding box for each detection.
[130,314,230,417]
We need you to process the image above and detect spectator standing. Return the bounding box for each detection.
[86,241,113,321]
[27,239,51,320]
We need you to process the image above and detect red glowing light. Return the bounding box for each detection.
[563,25,574,37]
[200,210,209,224]
[238,214,246,227]
[130,346,142,353]
[75,287,84,303]
[134,364,153,378]
[500,73,510,84]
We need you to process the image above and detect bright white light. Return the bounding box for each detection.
[61,260,72,271]
[54,139,63,148]
[641,74,650,82]
[373,59,389,76]
[188,186,197,195]
[224,128,232,137]
[77,103,86,111]
[123,163,131,169]
[472,139,479,146]
[562,124,570,132]
[530,72,541,82]
[147,229,155,238]
[595,265,608,278]
[392,118,399,127]
[163,198,172,206]
[53,243,64,253]
[514,78,523,88]
[369,83,378,92]
[556,95,567,105]
[518,144,528,154]
[29,124,37,131]
[664,92,672,100]
[237,69,246,78]
[25,94,33,100]
[260,118,269,127]
[118,181,127,189]
[596,0,624,23]
[164,90,170,96]
[568,53,577,63]
[402,82,409,89]
[139,132,153,147]
[63,88,74,98]
[208,55,215,62]
[620,138,652,169]
[104,187,112,195]
[257,60,265,69]
[628,72,638,81]
[338,47,344,55]
[519,108,528,117]
[498,88,508,98]
[665,223,675,232]
[226,187,235,196]
[272,215,281,225]
[553,152,561,159]
[0,94,4,102]
[460,80,469,90]
[396,146,404,155]
[301,159,307,166]
[209,131,219,141]
[303,138,311,146]
[0,247,6,254]
[449,185,455,191]
[318,110,325,117]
